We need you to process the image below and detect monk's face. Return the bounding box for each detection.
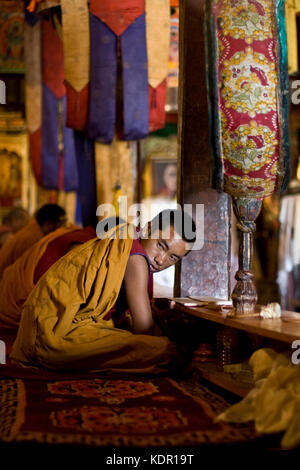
[141,225,189,273]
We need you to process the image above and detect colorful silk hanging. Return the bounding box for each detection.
[25,8,78,191]
[88,0,149,143]
[145,0,170,132]
[61,0,90,131]
[41,17,78,191]
[24,9,42,185]
[206,0,290,199]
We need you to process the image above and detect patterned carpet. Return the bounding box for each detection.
[0,325,260,449]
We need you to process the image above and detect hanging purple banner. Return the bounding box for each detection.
[88,14,117,144]
[121,13,148,140]
[41,84,59,189]
[62,95,79,191]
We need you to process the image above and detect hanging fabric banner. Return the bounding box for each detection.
[74,131,98,227]
[88,15,117,143]
[24,9,42,185]
[145,0,170,132]
[206,0,290,199]
[61,0,90,131]
[25,8,78,191]
[89,0,144,36]
[121,13,148,141]
[88,0,148,143]
[41,15,78,190]
[41,17,64,189]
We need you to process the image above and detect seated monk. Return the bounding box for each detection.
[10,209,196,373]
[2,207,30,233]
[0,203,66,280]
[0,207,30,248]
[0,225,96,328]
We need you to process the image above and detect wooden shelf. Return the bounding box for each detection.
[165,301,300,344]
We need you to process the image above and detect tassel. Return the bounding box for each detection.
[112,181,122,217]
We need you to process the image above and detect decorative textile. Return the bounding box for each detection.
[74,132,98,228]
[89,10,148,143]
[61,0,90,130]
[0,369,256,446]
[146,0,169,131]
[122,13,149,141]
[41,18,78,191]
[88,0,150,142]
[149,80,167,132]
[25,11,78,191]
[27,0,60,13]
[24,12,42,185]
[88,15,117,144]
[206,0,290,199]
[217,348,300,449]
[145,0,169,89]
[95,138,133,212]
[0,1,24,73]
[0,225,81,327]
[24,19,42,134]
[89,0,144,37]
[168,15,179,88]
[0,218,43,282]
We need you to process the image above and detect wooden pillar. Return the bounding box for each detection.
[175,0,231,299]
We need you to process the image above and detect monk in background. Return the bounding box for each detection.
[0,203,66,280]
[0,207,30,248]
[0,225,96,328]
[11,209,196,374]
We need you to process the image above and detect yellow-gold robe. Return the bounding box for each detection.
[0,218,43,281]
[0,225,79,328]
[10,229,179,373]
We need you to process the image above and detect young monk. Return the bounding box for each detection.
[0,204,66,280]
[0,225,96,328]
[10,209,196,373]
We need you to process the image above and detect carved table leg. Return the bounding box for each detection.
[231,197,263,316]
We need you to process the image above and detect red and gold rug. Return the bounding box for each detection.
[0,325,256,447]
[0,375,257,447]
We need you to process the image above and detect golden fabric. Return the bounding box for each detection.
[24,20,42,134]
[0,218,43,281]
[10,227,178,373]
[216,348,300,449]
[61,0,90,92]
[95,138,133,213]
[145,0,170,88]
[0,225,78,328]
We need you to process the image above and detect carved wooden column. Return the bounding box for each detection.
[231,197,262,315]
[175,0,231,299]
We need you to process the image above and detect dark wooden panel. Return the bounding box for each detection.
[176,0,231,299]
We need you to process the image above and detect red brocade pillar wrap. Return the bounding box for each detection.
[206,0,290,315]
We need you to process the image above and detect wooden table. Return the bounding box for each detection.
[153,298,300,397]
